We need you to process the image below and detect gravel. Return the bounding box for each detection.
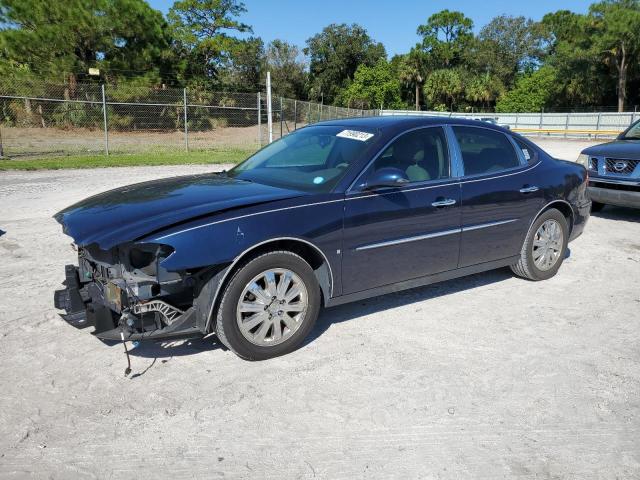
[0,139,639,479]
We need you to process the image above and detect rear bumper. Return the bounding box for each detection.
[589,184,640,209]
[569,199,591,242]
[54,265,203,341]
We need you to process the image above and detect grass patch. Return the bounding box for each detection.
[0,149,254,171]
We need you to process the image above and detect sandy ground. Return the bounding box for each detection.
[1,139,639,479]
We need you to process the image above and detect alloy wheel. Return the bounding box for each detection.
[532,219,564,271]
[236,268,309,346]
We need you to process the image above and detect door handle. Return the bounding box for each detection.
[431,198,457,207]
[519,185,539,193]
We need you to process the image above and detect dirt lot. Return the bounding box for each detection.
[1,139,639,479]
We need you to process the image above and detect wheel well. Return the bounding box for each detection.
[541,201,574,233]
[207,238,332,332]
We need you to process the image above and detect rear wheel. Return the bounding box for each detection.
[215,251,320,360]
[591,201,606,213]
[511,209,569,281]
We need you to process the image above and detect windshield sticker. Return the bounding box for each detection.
[522,148,531,160]
[313,176,325,184]
[336,129,374,142]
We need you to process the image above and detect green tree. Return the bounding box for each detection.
[168,0,252,86]
[495,66,558,112]
[265,40,307,99]
[540,9,610,108]
[220,37,264,91]
[424,68,465,110]
[397,47,428,110]
[588,0,640,111]
[465,73,504,111]
[0,0,169,86]
[338,60,402,109]
[305,23,386,103]
[417,10,473,67]
[472,15,544,88]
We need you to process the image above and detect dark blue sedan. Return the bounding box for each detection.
[54,117,591,360]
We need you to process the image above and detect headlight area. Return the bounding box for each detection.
[54,242,205,341]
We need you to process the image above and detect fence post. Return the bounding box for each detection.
[280,97,283,138]
[514,113,519,131]
[266,72,273,143]
[183,88,189,152]
[293,100,297,130]
[539,108,543,135]
[101,84,109,156]
[596,112,602,140]
[257,92,262,146]
[564,113,569,139]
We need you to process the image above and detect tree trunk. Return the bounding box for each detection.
[617,45,627,113]
[415,83,420,111]
[618,65,627,112]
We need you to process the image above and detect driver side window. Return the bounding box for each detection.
[370,127,451,183]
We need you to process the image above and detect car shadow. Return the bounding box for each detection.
[116,264,561,363]
[592,205,640,223]
[306,267,514,346]
[126,336,224,360]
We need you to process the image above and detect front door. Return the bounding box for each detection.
[342,127,461,295]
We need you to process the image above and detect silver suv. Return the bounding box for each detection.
[577,119,640,211]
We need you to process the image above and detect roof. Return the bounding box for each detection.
[315,115,508,135]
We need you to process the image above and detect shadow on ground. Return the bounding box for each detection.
[123,267,515,362]
[592,205,640,223]
[306,267,514,346]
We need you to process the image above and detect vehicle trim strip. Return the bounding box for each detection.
[355,228,461,251]
[354,219,518,252]
[461,219,518,232]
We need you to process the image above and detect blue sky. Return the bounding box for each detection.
[148,0,593,56]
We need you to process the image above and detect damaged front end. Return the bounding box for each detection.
[54,243,215,341]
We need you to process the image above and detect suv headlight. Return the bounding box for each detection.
[576,153,589,167]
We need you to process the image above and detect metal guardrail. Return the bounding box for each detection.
[381,110,638,139]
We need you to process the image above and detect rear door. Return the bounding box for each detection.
[451,126,544,267]
[341,126,461,294]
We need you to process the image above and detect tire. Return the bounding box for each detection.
[591,201,606,213]
[510,208,569,281]
[215,251,321,360]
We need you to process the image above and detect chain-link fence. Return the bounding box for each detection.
[382,110,640,139]
[0,81,377,158]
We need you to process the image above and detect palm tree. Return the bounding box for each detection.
[466,73,504,111]
[399,47,428,111]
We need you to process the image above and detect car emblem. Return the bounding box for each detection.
[613,160,628,172]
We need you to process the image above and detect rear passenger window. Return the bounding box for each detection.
[453,126,521,176]
[513,137,536,163]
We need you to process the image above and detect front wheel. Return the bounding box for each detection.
[511,209,569,281]
[215,251,321,360]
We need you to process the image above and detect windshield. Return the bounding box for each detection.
[620,120,640,140]
[228,125,377,192]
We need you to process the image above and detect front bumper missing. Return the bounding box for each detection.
[54,265,203,341]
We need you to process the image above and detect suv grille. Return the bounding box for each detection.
[589,157,598,170]
[604,158,639,175]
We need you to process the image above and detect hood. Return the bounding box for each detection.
[55,173,305,249]
[582,139,640,160]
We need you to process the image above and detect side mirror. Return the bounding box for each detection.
[365,167,410,190]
